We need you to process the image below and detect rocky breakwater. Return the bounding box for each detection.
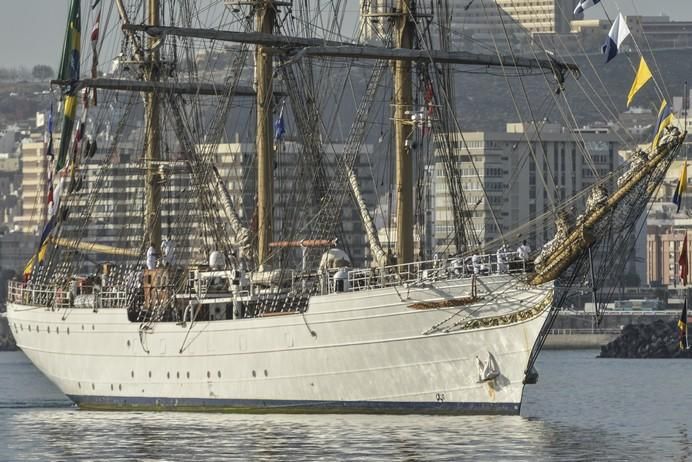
[599,320,692,358]
[0,314,17,351]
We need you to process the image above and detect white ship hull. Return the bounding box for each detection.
[7,274,552,414]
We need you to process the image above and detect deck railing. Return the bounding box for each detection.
[8,251,532,305]
[7,280,129,310]
[330,252,530,294]
[549,328,622,335]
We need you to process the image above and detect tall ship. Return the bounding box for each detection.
[6,1,685,413]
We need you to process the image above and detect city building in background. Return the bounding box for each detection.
[540,15,692,53]
[212,141,378,267]
[51,139,378,269]
[13,133,47,234]
[359,0,580,48]
[433,122,619,255]
[454,0,578,51]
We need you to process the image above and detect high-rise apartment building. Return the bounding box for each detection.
[358,0,580,49]
[213,141,378,266]
[60,141,377,268]
[63,146,206,266]
[433,122,619,254]
[451,0,579,52]
[15,134,48,234]
[0,154,20,227]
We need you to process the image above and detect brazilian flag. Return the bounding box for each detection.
[56,0,81,172]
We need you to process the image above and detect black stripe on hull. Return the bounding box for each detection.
[67,395,521,415]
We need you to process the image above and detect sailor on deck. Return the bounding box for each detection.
[496,245,509,273]
[517,240,531,271]
[146,244,159,270]
[471,254,481,274]
[161,239,176,267]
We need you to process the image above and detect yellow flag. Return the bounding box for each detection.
[652,99,674,150]
[627,57,653,107]
[23,242,49,277]
[674,162,688,213]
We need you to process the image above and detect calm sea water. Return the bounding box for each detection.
[1,350,691,461]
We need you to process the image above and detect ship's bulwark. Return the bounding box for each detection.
[7,275,552,415]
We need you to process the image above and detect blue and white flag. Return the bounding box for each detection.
[602,13,630,63]
[574,0,601,16]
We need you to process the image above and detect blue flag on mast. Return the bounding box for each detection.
[274,104,286,143]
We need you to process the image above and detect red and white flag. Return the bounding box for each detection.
[90,11,100,104]
[90,12,100,43]
[680,234,689,285]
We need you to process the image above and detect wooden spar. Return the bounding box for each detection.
[51,238,140,257]
[122,24,580,73]
[49,78,281,97]
[256,1,275,265]
[145,0,162,249]
[122,25,352,48]
[292,46,575,71]
[394,0,413,265]
[269,239,337,248]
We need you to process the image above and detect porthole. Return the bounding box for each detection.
[186,372,190,379]
[131,371,135,378]
[56,326,59,334]
[176,372,180,379]
[207,371,211,379]
[67,327,70,335]
[110,384,114,391]
[91,383,95,390]
[127,340,131,347]
[118,384,122,391]
[92,324,95,331]
[252,370,256,378]
[36,325,39,333]
[217,371,221,378]
[148,371,152,378]
[78,382,81,389]
[167,372,170,379]
[264,369,268,377]
[47,326,51,334]
[81,324,84,331]
[28,325,31,332]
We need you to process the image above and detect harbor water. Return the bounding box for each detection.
[1,350,690,461]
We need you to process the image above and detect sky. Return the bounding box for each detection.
[0,0,691,69]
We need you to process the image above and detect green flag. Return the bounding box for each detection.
[56,0,81,172]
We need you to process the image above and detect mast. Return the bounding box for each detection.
[144,0,161,249]
[394,0,414,264]
[256,0,275,264]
